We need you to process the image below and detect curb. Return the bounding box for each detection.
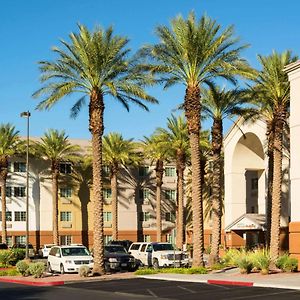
[0,277,65,286]
[207,279,253,287]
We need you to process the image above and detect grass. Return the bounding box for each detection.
[0,269,19,276]
[135,267,208,276]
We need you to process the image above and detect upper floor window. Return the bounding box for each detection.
[60,211,72,222]
[103,188,112,199]
[139,188,150,200]
[60,187,72,198]
[14,187,26,197]
[60,163,72,174]
[165,167,176,177]
[139,211,150,222]
[0,187,12,198]
[165,212,176,222]
[103,165,110,177]
[15,211,26,222]
[0,211,12,222]
[103,211,112,222]
[14,162,26,172]
[165,189,176,201]
[139,166,149,177]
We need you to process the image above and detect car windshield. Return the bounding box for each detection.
[105,246,127,254]
[152,243,174,251]
[61,247,90,256]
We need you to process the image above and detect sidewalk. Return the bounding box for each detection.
[138,268,300,290]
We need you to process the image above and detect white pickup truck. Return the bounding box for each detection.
[128,242,189,269]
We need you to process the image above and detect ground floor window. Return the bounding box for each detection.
[0,236,12,246]
[15,235,26,244]
[60,235,72,245]
[143,234,151,242]
[104,235,112,245]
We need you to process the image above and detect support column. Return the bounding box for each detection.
[285,61,300,269]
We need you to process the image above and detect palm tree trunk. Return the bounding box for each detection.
[89,89,105,275]
[184,85,204,267]
[0,176,7,244]
[52,164,59,245]
[209,119,223,265]
[111,167,118,240]
[176,151,185,250]
[156,159,164,242]
[270,113,284,262]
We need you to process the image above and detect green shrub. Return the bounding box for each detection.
[78,265,90,277]
[184,267,208,274]
[0,250,12,267]
[9,249,25,266]
[276,254,298,272]
[0,268,19,276]
[16,260,29,276]
[27,262,46,278]
[222,248,242,266]
[234,255,253,274]
[251,249,271,275]
[135,266,208,275]
[135,268,159,275]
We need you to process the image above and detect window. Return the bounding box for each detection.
[139,212,150,222]
[14,187,26,197]
[6,187,12,197]
[103,212,112,222]
[104,235,112,245]
[60,187,72,198]
[166,233,174,244]
[6,236,12,247]
[0,211,12,222]
[165,190,176,201]
[60,235,72,245]
[165,212,175,222]
[15,211,26,222]
[103,165,110,177]
[103,188,112,199]
[7,162,13,172]
[143,235,151,242]
[251,178,258,190]
[13,162,26,172]
[140,244,147,252]
[139,166,149,177]
[139,188,150,200]
[60,211,72,222]
[15,235,26,244]
[59,163,72,174]
[165,167,176,177]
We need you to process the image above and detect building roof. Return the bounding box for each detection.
[225,213,266,232]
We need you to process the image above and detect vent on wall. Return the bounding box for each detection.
[62,223,72,228]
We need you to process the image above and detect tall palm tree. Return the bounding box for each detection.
[142,134,171,242]
[103,132,140,240]
[156,114,189,250]
[33,25,157,274]
[252,51,297,261]
[0,124,23,244]
[33,129,81,245]
[142,12,253,266]
[202,86,254,265]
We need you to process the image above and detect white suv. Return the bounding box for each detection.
[128,242,189,269]
[47,245,93,274]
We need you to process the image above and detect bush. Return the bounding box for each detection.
[135,268,159,275]
[9,249,25,266]
[0,268,19,276]
[78,265,90,277]
[222,248,242,266]
[251,249,271,275]
[27,262,46,278]
[135,266,208,275]
[16,260,29,276]
[276,254,298,272]
[0,250,12,267]
[234,251,253,274]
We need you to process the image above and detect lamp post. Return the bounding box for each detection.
[20,111,30,260]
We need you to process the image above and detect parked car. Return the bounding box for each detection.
[128,242,189,269]
[11,243,35,258]
[38,244,56,258]
[0,243,8,250]
[104,245,137,272]
[107,240,132,251]
[47,245,93,274]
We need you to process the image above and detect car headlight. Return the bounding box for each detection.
[65,260,73,264]
[161,255,168,259]
[109,258,118,262]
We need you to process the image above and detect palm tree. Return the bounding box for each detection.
[202,85,254,265]
[0,124,23,244]
[103,132,140,240]
[33,129,81,245]
[156,114,189,250]
[33,25,157,274]
[252,51,297,261]
[142,134,171,242]
[142,12,253,266]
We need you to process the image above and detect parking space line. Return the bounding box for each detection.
[147,288,158,298]
[177,285,197,294]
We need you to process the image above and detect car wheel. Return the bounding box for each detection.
[60,264,65,275]
[153,259,159,269]
[47,262,53,273]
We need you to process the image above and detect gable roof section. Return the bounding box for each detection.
[225,213,266,232]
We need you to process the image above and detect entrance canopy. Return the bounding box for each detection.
[225,213,266,232]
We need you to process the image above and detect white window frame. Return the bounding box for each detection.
[165,167,176,177]
[60,211,72,222]
[15,211,26,222]
[60,187,72,198]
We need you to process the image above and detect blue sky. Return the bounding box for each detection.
[1,0,299,140]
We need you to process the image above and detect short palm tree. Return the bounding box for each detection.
[156,114,190,249]
[103,132,140,240]
[33,129,81,245]
[252,51,297,261]
[0,124,23,244]
[142,133,171,242]
[33,25,157,274]
[142,12,253,266]
[202,85,254,265]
